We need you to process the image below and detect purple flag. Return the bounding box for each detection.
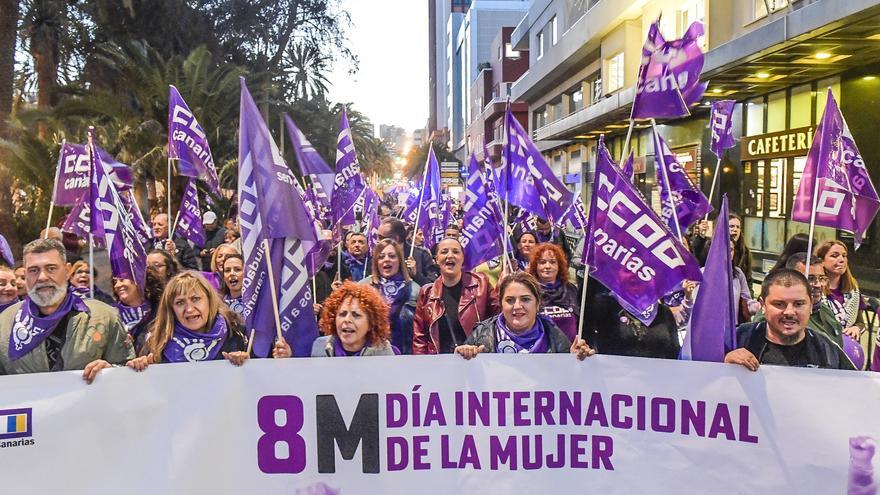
[168,85,220,194]
[119,191,152,249]
[331,109,368,229]
[363,188,382,251]
[585,137,702,313]
[54,143,133,207]
[61,198,95,243]
[631,21,707,120]
[415,147,444,249]
[401,182,421,225]
[238,78,319,357]
[621,152,635,181]
[709,100,736,158]
[285,114,335,212]
[682,194,736,362]
[559,193,589,235]
[440,195,454,231]
[792,90,880,249]
[0,235,13,267]
[88,128,147,285]
[653,129,712,235]
[502,107,574,225]
[175,179,205,247]
[462,153,505,271]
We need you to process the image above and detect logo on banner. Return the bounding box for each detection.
[0,408,35,448]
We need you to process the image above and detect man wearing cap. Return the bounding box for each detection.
[198,210,227,271]
[149,213,200,270]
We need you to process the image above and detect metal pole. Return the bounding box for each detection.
[704,154,723,222]
[262,238,284,341]
[651,119,684,241]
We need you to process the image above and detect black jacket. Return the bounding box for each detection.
[151,237,200,270]
[734,321,856,370]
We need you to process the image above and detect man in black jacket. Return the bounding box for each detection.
[725,269,855,371]
[149,213,200,270]
[375,218,438,285]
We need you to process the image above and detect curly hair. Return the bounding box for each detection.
[527,242,570,284]
[319,281,390,345]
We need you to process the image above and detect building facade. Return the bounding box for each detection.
[509,0,880,291]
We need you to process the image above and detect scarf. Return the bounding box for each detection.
[826,287,861,328]
[332,335,369,357]
[377,273,409,352]
[9,287,90,361]
[115,301,151,334]
[514,252,529,271]
[224,294,245,317]
[494,315,548,354]
[162,315,229,363]
[341,251,367,281]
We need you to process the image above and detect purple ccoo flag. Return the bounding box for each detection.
[462,153,505,271]
[501,107,574,225]
[175,179,205,247]
[415,147,445,249]
[653,129,712,235]
[709,100,736,158]
[632,21,707,120]
[238,78,320,357]
[54,143,133,207]
[681,194,736,362]
[168,85,220,194]
[88,128,147,285]
[285,114,335,213]
[585,137,702,313]
[331,109,367,230]
[792,89,880,249]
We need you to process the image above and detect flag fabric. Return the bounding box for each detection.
[621,152,635,181]
[238,78,320,357]
[681,194,736,362]
[175,179,205,247]
[631,21,707,120]
[61,199,95,243]
[440,195,454,232]
[462,153,505,271]
[0,235,13,267]
[331,109,368,229]
[119,191,152,249]
[585,137,702,314]
[415,147,444,249]
[401,182,421,225]
[285,114,335,212]
[501,107,574,225]
[653,129,712,235]
[792,89,880,249]
[168,85,220,195]
[87,128,147,285]
[54,143,133,206]
[363,188,382,251]
[709,100,736,158]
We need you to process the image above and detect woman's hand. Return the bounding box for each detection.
[405,257,416,275]
[570,337,596,361]
[126,353,155,372]
[82,359,112,384]
[273,337,292,359]
[223,351,250,366]
[454,344,485,360]
[843,326,861,340]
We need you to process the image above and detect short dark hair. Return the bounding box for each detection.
[23,238,66,262]
[760,268,810,300]
[784,253,823,270]
[445,224,461,232]
[381,218,407,244]
[498,271,542,307]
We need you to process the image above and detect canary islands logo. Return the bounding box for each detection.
[0,408,35,448]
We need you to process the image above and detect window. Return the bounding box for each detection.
[550,16,558,46]
[605,52,624,93]
[534,106,547,128]
[550,99,563,122]
[536,31,544,60]
[504,43,520,59]
[570,88,584,112]
[754,0,788,19]
[591,77,603,104]
[498,45,503,60]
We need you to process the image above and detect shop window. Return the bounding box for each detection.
[746,97,764,136]
[815,76,841,118]
[767,91,786,133]
[790,84,812,129]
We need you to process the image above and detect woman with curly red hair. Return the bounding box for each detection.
[527,242,580,341]
[312,281,395,357]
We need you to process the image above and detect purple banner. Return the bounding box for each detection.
[416,147,444,250]
[331,109,368,229]
[632,21,706,120]
[653,129,712,235]
[168,85,220,195]
[586,137,702,313]
[709,100,736,158]
[285,114,335,214]
[54,143,133,207]
[175,179,205,247]
[792,89,880,248]
[462,153,505,271]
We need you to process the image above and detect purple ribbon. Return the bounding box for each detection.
[9,288,90,361]
[162,316,229,363]
[494,315,549,354]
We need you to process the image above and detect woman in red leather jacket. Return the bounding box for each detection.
[412,237,499,354]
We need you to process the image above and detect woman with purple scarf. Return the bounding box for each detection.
[126,272,291,369]
[311,281,395,357]
[67,260,114,305]
[527,243,580,342]
[0,266,18,314]
[455,272,594,360]
[359,239,419,354]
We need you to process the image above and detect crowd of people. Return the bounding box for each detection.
[0,195,872,384]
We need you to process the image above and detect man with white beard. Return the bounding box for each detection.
[0,239,134,383]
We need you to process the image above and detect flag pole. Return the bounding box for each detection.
[704,154,723,222]
[88,234,94,299]
[46,139,65,237]
[167,157,173,240]
[169,209,181,240]
[619,102,637,164]
[86,131,95,300]
[409,145,432,259]
[261,238,284,341]
[650,119,684,241]
[501,103,511,276]
[804,144,823,278]
[576,211,590,342]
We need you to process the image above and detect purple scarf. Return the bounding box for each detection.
[9,287,90,361]
[377,274,408,316]
[115,301,151,334]
[224,294,245,316]
[332,335,369,357]
[494,315,549,354]
[162,315,229,363]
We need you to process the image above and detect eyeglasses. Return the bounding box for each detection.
[807,276,829,284]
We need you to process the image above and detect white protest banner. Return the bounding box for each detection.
[0,354,878,494]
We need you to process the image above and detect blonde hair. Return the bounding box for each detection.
[210,243,241,272]
[815,240,858,292]
[144,271,238,361]
[369,239,411,285]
